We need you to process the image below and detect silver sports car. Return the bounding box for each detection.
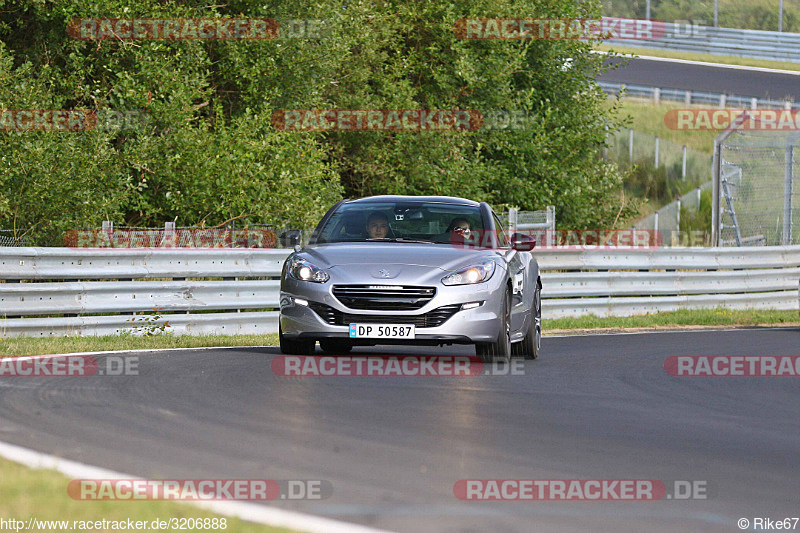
[278,195,541,362]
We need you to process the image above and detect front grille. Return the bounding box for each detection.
[308,302,460,328]
[332,285,436,310]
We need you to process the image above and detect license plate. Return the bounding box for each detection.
[349,324,415,339]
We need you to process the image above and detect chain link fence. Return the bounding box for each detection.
[606,128,712,187]
[0,230,28,247]
[634,182,713,246]
[713,115,800,246]
[603,128,714,245]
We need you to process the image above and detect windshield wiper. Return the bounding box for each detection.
[365,237,435,244]
[395,237,435,244]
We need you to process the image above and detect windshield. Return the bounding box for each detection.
[313,201,486,244]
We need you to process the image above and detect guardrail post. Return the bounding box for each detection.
[714,0,718,27]
[783,143,794,245]
[685,90,691,106]
[102,220,113,247]
[681,145,687,179]
[629,128,634,162]
[719,94,726,108]
[546,206,555,248]
[164,221,176,248]
[712,139,721,246]
[508,207,517,234]
[751,98,758,110]
[654,137,660,169]
[653,87,660,105]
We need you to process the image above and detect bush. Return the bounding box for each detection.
[0,0,634,244]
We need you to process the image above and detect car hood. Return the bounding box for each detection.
[301,242,504,272]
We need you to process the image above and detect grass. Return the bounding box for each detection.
[602,100,716,226]
[545,307,800,333]
[0,333,279,357]
[0,454,294,532]
[608,100,720,154]
[596,43,800,72]
[1,309,799,357]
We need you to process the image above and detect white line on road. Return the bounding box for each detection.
[591,49,800,75]
[0,439,392,533]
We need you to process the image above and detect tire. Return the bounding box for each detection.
[511,339,523,358]
[319,338,353,354]
[475,288,512,363]
[279,323,316,355]
[520,282,541,360]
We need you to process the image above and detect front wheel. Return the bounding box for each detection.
[475,288,512,363]
[520,282,541,360]
[279,323,316,355]
[319,339,353,354]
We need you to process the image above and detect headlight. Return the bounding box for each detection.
[287,256,330,283]
[441,260,496,286]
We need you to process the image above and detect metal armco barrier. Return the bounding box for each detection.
[605,22,800,63]
[0,248,287,337]
[0,246,798,336]
[597,81,798,110]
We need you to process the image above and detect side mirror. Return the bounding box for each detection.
[511,232,536,251]
[279,229,302,248]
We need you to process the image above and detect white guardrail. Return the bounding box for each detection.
[597,81,798,110]
[605,22,800,63]
[0,246,798,337]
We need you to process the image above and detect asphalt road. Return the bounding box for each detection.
[597,56,800,101]
[0,329,799,532]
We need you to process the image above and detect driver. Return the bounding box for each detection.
[366,212,389,239]
[447,217,472,237]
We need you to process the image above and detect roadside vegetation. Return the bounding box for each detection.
[0,455,294,533]
[2,308,798,357]
[0,0,639,246]
[0,333,280,357]
[602,99,715,228]
[607,100,719,154]
[546,308,800,332]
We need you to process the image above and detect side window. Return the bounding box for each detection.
[493,213,509,247]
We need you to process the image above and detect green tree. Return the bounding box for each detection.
[0,0,632,244]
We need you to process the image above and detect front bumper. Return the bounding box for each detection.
[279,278,504,345]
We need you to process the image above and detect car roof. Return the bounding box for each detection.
[345,195,480,207]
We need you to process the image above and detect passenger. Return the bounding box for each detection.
[366,212,390,239]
